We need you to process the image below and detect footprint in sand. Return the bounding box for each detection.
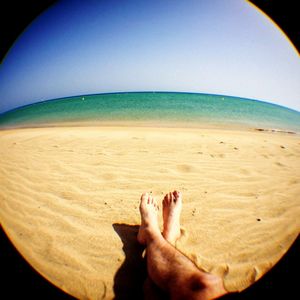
[275,162,285,167]
[102,173,118,180]
[177,164,193,173]
[240,168,251,175]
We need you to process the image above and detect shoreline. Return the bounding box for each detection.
[0,121,298,135]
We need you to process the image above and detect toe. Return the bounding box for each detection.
[164,194,168,205]
[170,192,175,203]
[164,193,169,204]
[173,190,181,200]
[141,193,149,205]
[141,192,148,199]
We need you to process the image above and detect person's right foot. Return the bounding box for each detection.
[162,190,182,245]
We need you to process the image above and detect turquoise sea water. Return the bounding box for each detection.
[0,92,300,133]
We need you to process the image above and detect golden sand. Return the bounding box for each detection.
[0,126,299,299]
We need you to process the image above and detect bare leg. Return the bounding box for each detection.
[138,192,228,300]
[143,191,183,300]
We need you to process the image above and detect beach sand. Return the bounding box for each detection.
[0,126,299,299]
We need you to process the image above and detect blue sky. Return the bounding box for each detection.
[0,0,299,113]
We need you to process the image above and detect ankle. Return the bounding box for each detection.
[144,226,162,243]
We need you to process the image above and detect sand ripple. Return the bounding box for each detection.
[0,126,299,298]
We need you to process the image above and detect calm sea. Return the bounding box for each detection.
[0,92,299,133]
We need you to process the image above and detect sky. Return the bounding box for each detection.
[0,0,299,113]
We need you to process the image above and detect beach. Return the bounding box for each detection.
[0,126,299,299]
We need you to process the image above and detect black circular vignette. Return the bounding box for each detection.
[0,1,299,299]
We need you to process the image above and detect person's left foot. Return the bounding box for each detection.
[137,193,161,245]
[162,190,182,245]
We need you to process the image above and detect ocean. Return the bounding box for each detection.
[0,92,299,133]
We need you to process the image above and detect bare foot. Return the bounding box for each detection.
[162,190,182,244]
[137,193,161,245]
